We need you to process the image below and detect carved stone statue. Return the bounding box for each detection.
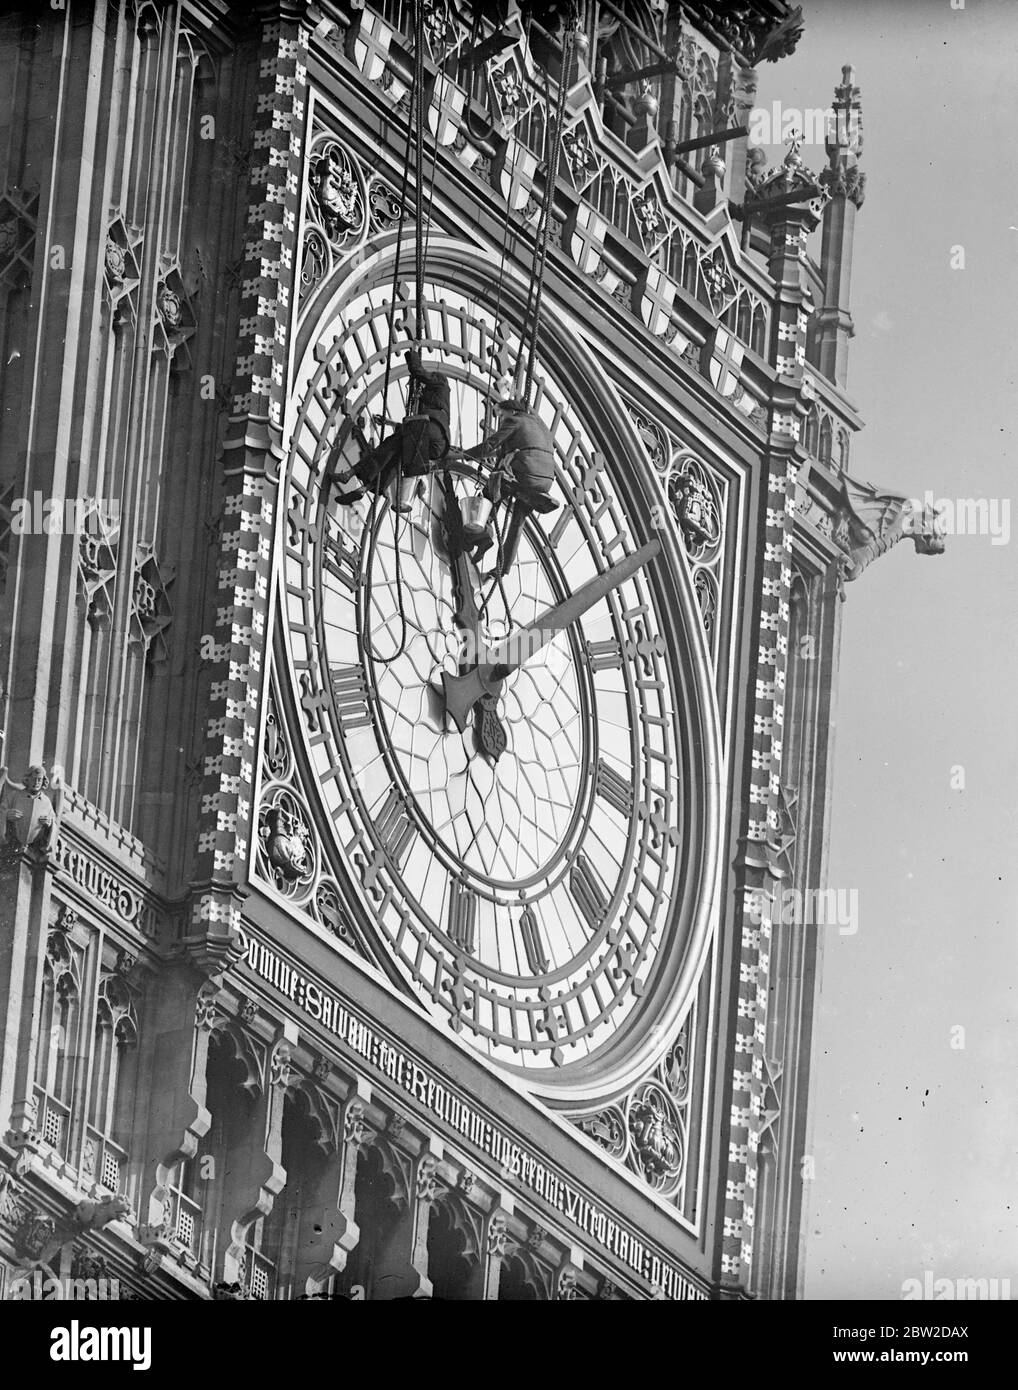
[836,474,945,583]
[0,763,62,854]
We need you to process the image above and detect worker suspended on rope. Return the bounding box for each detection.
[332,350,452,509]
[456,396,558,576]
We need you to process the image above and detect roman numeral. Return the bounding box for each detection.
[518,906,549,975]
[375,787,415,869]
[586,637,623,672]
[569,852,609,932]
[548,507,574,550]
[595,758,634,817]
[323,529,361,593]
[448,880,477,954]
[330,664,372,733]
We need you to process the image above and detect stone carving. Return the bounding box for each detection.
[195,981,222,1031]
[269,1041,294,1091]
[578,1106,628,1161]
[312,149,361,241]
[129,542,175,663]
[632,190,664,246]
[151,265,195,366]
[156,285,183,327]
[71,1247,111,1287]
[835,474,946,583]
[77,501,119,630]
[487,1210,510,1259]
[367,178,404,235]
[561,122,597,188]
[693,567,718,638]
[526,1224,546,1250]
[14,1195,131,1268]
[105,239,126,282]
[416,1153,441,1204]
[212,1280,251,1300]
[257,787,317,898]
[13,1211,57,1262]
[752,5,805,63]
[343,1099,371,1149]
[628,1085,683,1190]
[680,3,804,65]
[264,804,311,881]
[666,454,722,559]
[820,162,866,208]
[313,879,361,954]
[0,763,63,855]
[263,689,290,780]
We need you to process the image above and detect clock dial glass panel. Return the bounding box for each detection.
[281,279,692,1076]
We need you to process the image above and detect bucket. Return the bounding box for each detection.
[461,493,493,543]
[392,475,422,514]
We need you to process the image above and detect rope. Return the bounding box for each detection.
[521,22,575,401]
[361,0,434,667]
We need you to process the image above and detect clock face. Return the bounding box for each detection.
[278,268,717,1092]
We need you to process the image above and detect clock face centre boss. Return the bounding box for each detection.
[277,268,721,1095]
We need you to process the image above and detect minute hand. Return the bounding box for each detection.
[441,538,661,731]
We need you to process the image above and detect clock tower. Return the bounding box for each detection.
[0,1,940,1300]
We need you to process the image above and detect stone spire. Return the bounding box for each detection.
[815,65,865,387]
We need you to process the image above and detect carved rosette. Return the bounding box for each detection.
[256,785,317,900]
[103,213,142,325]
[151,261,196,369]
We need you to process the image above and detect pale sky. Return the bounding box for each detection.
[754,0,1018,1299]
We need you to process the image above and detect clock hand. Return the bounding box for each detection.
[441,538,662,733]
[437,472,511,757]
